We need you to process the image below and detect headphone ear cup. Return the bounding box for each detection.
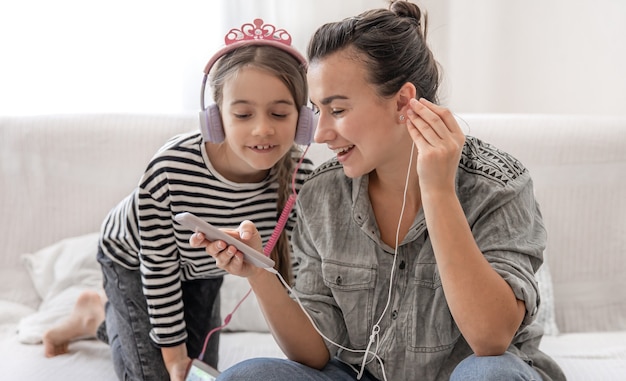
[294,106,317,145]
[199,104,224,143]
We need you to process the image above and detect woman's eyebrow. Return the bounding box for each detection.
[319,95,348,106]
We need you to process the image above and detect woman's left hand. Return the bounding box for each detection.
[405,98,466,193]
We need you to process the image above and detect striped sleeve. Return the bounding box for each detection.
[131,133,314,346]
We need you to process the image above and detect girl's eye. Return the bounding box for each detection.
[272,113,288,118]
[331,108,344,116]
[234,113,251,119]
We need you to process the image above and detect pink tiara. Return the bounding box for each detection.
[225,18,293,47]
[203,18,306,75]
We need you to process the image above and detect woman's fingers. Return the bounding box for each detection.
[189,231,243,268]
[405,98,464,150]
[189,232,207,248]
[406,98,447,144]
[188,220,262,275]
[404,98,466,191]
[417,98,463,135]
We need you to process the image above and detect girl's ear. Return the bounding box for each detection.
[396,82,417,116]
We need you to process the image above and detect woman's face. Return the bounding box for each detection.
[308,50,404,179]
[218,66,298,181]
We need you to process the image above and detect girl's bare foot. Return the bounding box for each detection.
[42,290,105,357]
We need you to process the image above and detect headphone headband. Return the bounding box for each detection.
[203,40,307,75]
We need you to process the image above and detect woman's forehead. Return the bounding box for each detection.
[307,54,373,103]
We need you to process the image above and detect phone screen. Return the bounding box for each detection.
[184,359,220,381]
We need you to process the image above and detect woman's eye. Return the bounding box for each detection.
[331,108,344,116]
[234,113,251,119]
[272,113,288,118]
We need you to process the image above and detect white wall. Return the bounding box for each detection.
[1,0,624,116]
[422,0,626,116]
[0,0,224,115]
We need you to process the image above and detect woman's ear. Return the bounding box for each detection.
[396,82,417,117]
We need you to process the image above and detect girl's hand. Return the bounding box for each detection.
[189,220,264,277]
[405,98,466,193]
[168,357,192,381]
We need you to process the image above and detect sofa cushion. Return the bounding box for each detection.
[461,114,626,333]
[0,114,196,310]
[16,233,272,340]
[18,233,102,343]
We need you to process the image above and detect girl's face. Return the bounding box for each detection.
[217,66,298,182]
[308,50,406,179]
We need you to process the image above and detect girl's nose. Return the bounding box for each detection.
[252,117,275,137]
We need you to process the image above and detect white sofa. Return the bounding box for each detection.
[1,113,625,380]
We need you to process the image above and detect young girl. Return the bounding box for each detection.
[191,1,566,380]
[42,19,314,381]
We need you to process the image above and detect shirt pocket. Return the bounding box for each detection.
[322,260,376,347]
[408,263,461,353]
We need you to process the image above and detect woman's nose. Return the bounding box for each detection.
[313,113,331,144]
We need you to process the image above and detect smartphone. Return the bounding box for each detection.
[175,212,275,269]
[184,358,220,381]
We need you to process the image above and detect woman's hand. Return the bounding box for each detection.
[188,220,264,277]
[405,98,466,193]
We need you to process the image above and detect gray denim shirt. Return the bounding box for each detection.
[291,136,565,381]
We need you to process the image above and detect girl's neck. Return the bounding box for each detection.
[206,142,269,183]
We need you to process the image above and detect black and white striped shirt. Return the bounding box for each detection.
[99,131,314,346]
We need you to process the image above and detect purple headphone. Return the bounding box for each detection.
[199,19,316,145]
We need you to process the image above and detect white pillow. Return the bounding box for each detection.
[18,233,102,343]
[219,274,269,332]
[535,253,559,336]
[17,232,269,340]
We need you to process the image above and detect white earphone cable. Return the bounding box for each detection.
[268,142,416,381]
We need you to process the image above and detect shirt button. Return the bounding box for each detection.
[336,276,342,285]
[399,261,406,270]
[391,310,398,320]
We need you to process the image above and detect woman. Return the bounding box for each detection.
[191,2,565,380]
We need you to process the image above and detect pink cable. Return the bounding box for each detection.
[198,145,311,360]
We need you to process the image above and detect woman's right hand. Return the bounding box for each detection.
[189,220,265,278]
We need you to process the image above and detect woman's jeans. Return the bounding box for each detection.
[217,352,543,381]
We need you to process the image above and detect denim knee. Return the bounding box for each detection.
[217,357,370,381]
[450,352,542,381]
[218,358,297,381]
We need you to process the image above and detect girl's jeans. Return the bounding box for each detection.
[97,248,223,381]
